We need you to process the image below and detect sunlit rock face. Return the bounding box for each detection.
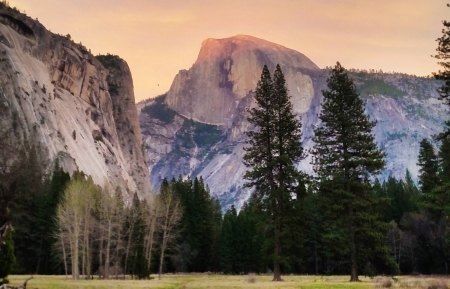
[0,7,150,198]
[165,35,318,126]
[141,36,447,210]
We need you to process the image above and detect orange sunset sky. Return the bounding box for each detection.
[7,0,449,102]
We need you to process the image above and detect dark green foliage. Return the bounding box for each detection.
[243,64,304,280]
[433,3,450,104]
[302,187,323,275]
[219,204,265,274]
[378,175,419,224]
[128,194,150,279]
[417,138,440,196]
[0,230,15,285]
[357,78,405,99]
[192,122,223,147]
[312,62,395,281]
[166,176,222,273]
[10,155,71,274]
[142,101,176,124]
[95,54,121,70]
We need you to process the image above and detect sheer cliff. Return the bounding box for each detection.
[0,6,150,197]
[140,36,446,208]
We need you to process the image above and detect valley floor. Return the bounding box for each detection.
[9,274,450,289]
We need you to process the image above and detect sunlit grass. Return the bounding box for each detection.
[8,274,374,289]
[7,274,450,289]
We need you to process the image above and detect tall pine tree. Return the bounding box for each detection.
[417,139,440,196]
[434,3,450,104]
[312,62,395,281]
[243,64,304,281]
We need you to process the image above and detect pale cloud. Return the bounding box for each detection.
[5,0,449,100]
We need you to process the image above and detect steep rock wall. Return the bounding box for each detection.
[0,7,150,197]
[165,35,318,125]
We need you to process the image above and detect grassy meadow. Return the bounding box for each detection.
[8,274,450,289]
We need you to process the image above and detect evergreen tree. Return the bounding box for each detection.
[0,230,15,285]
[417,139,440,200]
[243,64,304,281]
[437,123,450,182]
[129,195,149,279]
[303,185,323,275]
[219,206,238,274]
[433,3,450,104]
[312,62,395,281]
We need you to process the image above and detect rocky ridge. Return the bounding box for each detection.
[140,36,447,209]
[0,5,150,197]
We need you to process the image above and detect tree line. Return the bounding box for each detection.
[3,2,450,284]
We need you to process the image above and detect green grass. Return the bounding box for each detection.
[8,274,377,289]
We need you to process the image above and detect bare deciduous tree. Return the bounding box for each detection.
[158,184,182,280]
[56,178,96,279]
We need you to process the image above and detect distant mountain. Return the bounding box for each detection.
[0,6,150,196]
[139,35,446,209]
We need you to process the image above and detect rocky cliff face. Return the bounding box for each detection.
[165,35,318,125]
[0,6,150,197]
[140,36,447,209]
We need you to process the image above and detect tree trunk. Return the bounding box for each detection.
[315,244,318,275]
[350,248,358,282]
[124,222,134,279]
[158,238,167,280]
[61,234,68,279]
[272,221,282,281]
[73,232,79,279]
[350,211,359,282]
[99,233,104,279]
[105,220,112,279]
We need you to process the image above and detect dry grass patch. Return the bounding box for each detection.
[6,274,378,289]
[374,276,392,288]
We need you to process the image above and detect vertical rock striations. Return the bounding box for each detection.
[0,5,150,197]
[165,35,318,126]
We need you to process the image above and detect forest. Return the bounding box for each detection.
[0,61,450,284]
[2,2,450,286]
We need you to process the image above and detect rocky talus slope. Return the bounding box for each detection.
[140,35,447,209]
[0,6,150,197]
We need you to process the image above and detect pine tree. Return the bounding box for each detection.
[417,139,440,195]
[312,62,395,281]
[243,64,304,281]
[0,230,15,285]
[219,206,237,274]
[433,3,450,104]
[420,125,450,224]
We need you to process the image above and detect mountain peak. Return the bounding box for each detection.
[197,35,319,70]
